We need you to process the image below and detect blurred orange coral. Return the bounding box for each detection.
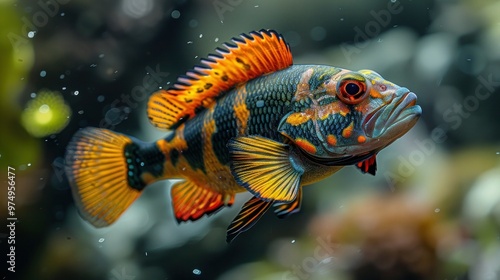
[309,195,461,280]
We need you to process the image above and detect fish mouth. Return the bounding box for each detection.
[363,91,421,138]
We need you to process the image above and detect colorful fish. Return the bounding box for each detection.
[64,29,421,242]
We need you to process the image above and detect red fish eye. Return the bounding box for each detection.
[337,79,368,104]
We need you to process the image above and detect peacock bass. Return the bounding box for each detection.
[64,30,421,242]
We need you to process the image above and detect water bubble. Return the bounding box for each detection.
[215,37,219,42]
[39,104,50,113]
[192,269,201,275]
[187,41,193,44]
[90,64,97,68]
[145,251,148,256]
[59,74,65,79]
[189,19,198,28]
[496,152,499,155]
[171,10,180,19]
[310,26,326,41]
[97,95,105,102]
[62,87,67,90]
[30,93,37,98]
[78,110,84,115]
[28,31,36,38]
[199,34,203,38]
[27,163,32,167]
[99,54,105,58]
[291,239,296,244]
[60,12,65,16]
[434,208,440,213]
[73,91,79,96]
[98,238,105,243]
[40,70,47,77]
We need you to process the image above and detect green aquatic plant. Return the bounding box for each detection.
[21,90,72,137]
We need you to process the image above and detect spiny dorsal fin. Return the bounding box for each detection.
[147,29,293,130]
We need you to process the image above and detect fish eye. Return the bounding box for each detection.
[336,75,368,105]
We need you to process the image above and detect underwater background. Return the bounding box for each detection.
[1,0,500,279]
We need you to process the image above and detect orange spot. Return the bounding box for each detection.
[327,134,337,146]
[342,122,354,138]
[295,138,317,154]
[286,111,313,126]
[357,135,366,143]
[369,88,383,99]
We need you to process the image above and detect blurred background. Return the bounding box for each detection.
[1,0,500,279]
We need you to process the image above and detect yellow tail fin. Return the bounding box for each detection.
[65,127,145,227]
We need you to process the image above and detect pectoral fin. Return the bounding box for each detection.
[355,153,377,175]
[228,136,304,203]
[226,196,272,243]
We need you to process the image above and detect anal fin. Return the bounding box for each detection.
[171,180,234,222]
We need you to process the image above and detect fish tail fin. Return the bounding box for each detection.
[65,127,164,227]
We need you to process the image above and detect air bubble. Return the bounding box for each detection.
[28,31,36,38]
[98,238,105,243]
[171,10,180,19]
[40,70,47,77]
[192,269,201,275]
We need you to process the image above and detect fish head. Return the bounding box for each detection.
[278,68,422,165]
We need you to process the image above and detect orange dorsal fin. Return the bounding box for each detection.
[147,29,293,130]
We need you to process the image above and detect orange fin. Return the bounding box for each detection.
[226,196,272,243]
[171,180,234,222]
[228,136,304,203]
[147,29,293,130]
[355,153,377,175]
[65,127,140,227]
[273,188,302,219]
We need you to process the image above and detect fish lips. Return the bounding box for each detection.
[363,91,422,139]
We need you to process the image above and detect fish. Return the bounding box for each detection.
[64,29,421,243]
